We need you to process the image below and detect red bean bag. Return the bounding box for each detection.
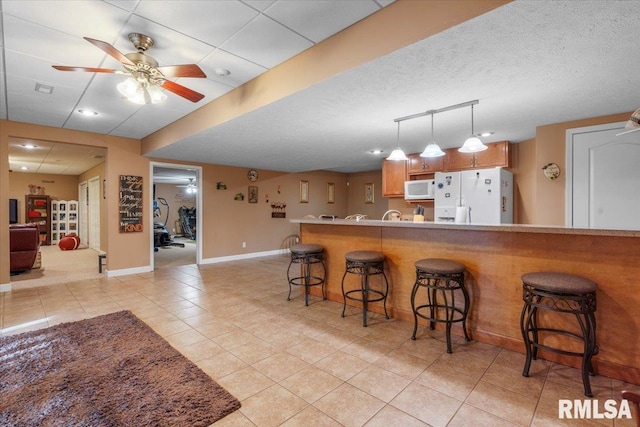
[59,233,81,251]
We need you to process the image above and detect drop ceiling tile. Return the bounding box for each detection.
[2,15,107,65]
[2,0,129,40]
[133,0,260,47]
[264,0,380,43]
[199,49,268,87]
[7,91,75,126]
[243,1,277,12]
[109,15,217,66]
[221,14,313,68]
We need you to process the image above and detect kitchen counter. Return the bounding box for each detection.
[291,218,640,237]
[292,218,640,385]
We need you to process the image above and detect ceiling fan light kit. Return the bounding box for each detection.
[52,33,207,104]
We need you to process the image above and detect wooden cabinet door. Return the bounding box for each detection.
[474,140,511,168]
[382,159,407,197]
[421,156,444,173]
[408,153,444,174]
[407,154,424,174]
[444,148,474,171]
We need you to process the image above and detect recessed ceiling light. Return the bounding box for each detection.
[22,144,37,149]
[479,131,494,137]
[35,83,54,94]
[78,109,98,116]
[370,149,384,155]
[20,166,28,170]
[213,68,231,77]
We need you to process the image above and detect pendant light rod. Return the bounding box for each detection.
[393,99,479,123]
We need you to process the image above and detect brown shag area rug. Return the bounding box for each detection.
[0,310,240,426]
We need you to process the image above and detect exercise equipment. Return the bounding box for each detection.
[154,197,185,250]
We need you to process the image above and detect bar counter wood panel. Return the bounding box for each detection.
[298,220,640,385]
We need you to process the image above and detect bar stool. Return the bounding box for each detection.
[341,250,389,327]
[287,244,326,306]
[520,272,598,397]
[411,258,471,354]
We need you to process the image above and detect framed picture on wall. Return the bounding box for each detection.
[300,180,309,203]
[364,183,374,204]
[248,186,258,203]
[327,183,335,204]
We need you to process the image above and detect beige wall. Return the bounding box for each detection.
[517,111,631,226]
[345,170,386,220]
[8,172,79,223]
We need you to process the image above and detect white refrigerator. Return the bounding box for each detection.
[434,168,513,224]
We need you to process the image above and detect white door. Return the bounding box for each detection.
[78,181,88,244]
[88,177,101,250]
[567,122,640,229]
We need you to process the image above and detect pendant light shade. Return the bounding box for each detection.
[459,104,488,153]
[387,121,409,161]
[420,114,445,158]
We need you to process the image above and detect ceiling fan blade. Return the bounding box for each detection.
[157,64,206,78]
[84,37,135,66]
[52,65,127,74]
[161,80,205,103]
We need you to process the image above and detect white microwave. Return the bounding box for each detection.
[404,179,435,200]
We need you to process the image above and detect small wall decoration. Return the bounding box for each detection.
[364,182,375,204]
[119,175,143,232]
[299,180,309,203]
[216,181,227,190]
[248,186,258,203]
[327,182,335,204]
[542,162,561,180]
[271,202,286,218]
[234,193,244,201]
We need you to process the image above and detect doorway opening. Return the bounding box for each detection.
[150,163,202,270]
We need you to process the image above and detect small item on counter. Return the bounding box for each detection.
[413,205,425,223]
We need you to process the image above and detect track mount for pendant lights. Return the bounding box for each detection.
[392,99,482,159]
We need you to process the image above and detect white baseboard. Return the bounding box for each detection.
[105,265,153,277]
[201,249,284,264]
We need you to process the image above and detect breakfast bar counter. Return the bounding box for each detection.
[291,219,640,385]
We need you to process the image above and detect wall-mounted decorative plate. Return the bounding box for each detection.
[542,163,560,180]
[247,169,258,182]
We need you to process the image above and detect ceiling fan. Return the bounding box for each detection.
[177,178,197,193]
[53,33,206,104]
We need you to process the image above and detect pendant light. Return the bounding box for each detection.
[387,121,409,161]
[420,114,445,157]
[459,104,488,153]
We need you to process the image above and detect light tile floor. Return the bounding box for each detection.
[1,255,639,426]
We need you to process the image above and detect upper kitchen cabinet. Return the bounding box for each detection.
[407,153,445,176]
[382,158,407,197]
[444,141,511,171]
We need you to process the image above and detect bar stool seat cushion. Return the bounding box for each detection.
[345,250,384,263]
[521,272,597,293]
[415,258,465,275]
[291,244,324,255]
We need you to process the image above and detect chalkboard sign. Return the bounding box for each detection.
[119,175,143,233]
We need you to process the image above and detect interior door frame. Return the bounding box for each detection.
[88,176,101,250]
[78,180,88,245]
[565,121,626,227]
[149,162,202,270]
